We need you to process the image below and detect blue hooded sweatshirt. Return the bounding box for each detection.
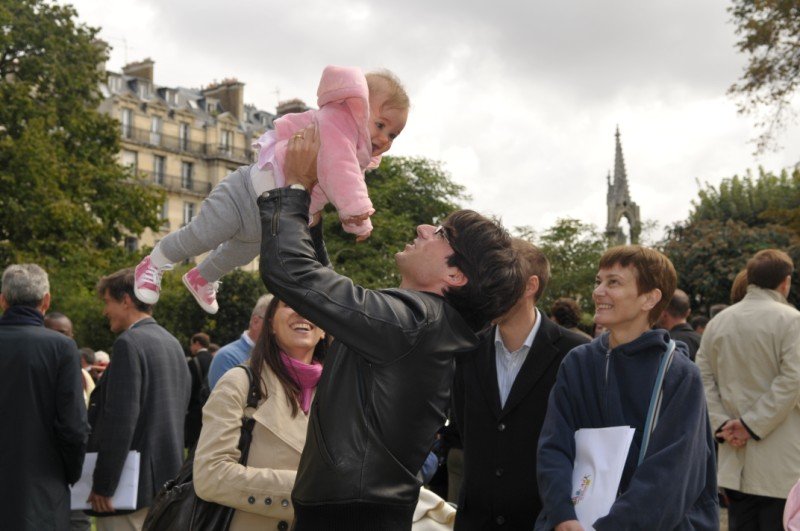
[535,329,718,530]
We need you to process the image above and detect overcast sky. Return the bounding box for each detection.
[63,0,800,241]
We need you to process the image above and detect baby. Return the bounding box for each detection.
[133,66,409,313]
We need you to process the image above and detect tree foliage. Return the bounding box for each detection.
[728,0,800,152]
[321,156,468,288]
[517,218,609,319]
[0,0,164,345]
[662,219,799,308]
[690,168,800,233]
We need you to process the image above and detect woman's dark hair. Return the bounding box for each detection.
[248,296,326,417]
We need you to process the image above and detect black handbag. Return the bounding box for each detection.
[143,365,260,531]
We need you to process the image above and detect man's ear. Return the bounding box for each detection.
[40,292,51,314]
[445,267,468,288]
[0,293,8,311]
[525,275,540,300]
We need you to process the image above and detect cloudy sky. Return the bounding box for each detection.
[63,0,800,241]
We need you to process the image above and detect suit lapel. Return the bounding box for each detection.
[474,327,503,420]
[499,315,561,419]
[252,368,309,454]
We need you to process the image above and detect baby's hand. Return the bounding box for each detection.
[342,213,370,226]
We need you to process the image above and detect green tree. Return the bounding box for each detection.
[728,0,800,152]
[321,156,467,288]
[0,0,163,341]
[149,267,265,353]
[662,219,799,309]
[690,168,800,232]
[517,218,609,318]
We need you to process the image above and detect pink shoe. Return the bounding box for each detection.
[134,256,170,304]
[182,268,219,314]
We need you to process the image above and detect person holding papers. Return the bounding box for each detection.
[535,246,718,531]
[87,269,191,530]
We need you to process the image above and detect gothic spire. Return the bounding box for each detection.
[613,125,630,198]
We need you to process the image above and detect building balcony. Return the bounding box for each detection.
[139,170,213,196]
[120,125,253,163]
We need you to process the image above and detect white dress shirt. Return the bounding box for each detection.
[495,308,542,408]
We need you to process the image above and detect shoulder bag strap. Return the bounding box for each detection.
[233,364,260,465]
[637,340,676,466]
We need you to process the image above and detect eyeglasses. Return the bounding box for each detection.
[434,225,452,245]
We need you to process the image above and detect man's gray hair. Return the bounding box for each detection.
[2,264,50,307]
[251,294,274,319]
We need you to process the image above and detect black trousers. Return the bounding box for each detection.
[726,489,785,531]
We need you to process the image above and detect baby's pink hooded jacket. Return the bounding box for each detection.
[253,66,380,237]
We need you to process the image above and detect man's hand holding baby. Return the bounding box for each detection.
[284,124,321,192]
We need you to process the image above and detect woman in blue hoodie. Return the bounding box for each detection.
[535,245,718,531]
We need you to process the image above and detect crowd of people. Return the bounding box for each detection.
[2,65,800,531]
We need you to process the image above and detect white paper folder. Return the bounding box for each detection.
[70,451,140,510]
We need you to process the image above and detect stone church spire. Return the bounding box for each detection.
[605,126,641,244]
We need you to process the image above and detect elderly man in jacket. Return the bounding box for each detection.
[257,125,525,531]
[0,264,88,531]
[697,249,800,530]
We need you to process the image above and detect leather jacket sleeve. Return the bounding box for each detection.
[257,188,429,365]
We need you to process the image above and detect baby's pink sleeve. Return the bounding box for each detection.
[314,104,374,237]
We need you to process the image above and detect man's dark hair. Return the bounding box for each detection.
[690,315,708,331]
[191,332,210,348]
[441,210,525,331]
[208,343,221,354]
[79,347,96,365]
[96,268,153,313]
[550,298,583,329]
[746,249,794,290]
[514,239,550,301]
[709,303,728,318]
[665,289,691,319]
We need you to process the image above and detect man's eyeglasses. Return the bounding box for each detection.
[434,225,452,246]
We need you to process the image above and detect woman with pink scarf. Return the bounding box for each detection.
[193,296,326,530]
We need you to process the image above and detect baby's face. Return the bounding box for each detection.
[368,92,408,157]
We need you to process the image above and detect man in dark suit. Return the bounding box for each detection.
[185,331,212,449]
[88,268,191,530]
[452,240,589,530]
[0,264,88,531]
[656,288,701,361]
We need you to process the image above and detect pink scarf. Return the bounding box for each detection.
[280,352,323,414]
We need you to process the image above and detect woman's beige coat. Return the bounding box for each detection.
[194,364,310,530]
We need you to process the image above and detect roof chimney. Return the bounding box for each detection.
[276,98,310,117]
[203,78,245,121]
[122,58,154,83]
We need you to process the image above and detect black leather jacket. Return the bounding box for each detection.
[258,188,480,524]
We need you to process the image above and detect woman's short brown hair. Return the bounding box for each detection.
[598,245,677,325]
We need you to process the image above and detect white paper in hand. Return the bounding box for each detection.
[571,426,635,529]
[70,451,140,510]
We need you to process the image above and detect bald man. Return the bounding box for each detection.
[656,288,701,361]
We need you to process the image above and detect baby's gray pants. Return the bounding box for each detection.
[156,165,262,282]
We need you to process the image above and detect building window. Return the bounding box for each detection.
[121,150,138,173]
[108,76,122,93]
[160,200,170,229]
[181,161,193,189]
[220,130,233,154]
[124,237,138,253]
[120,108,132,138]
[138,81,151,99]
[153,155,165,185]
[183,202,196,226]
[179,123,189,151]
[150,116,162,145]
